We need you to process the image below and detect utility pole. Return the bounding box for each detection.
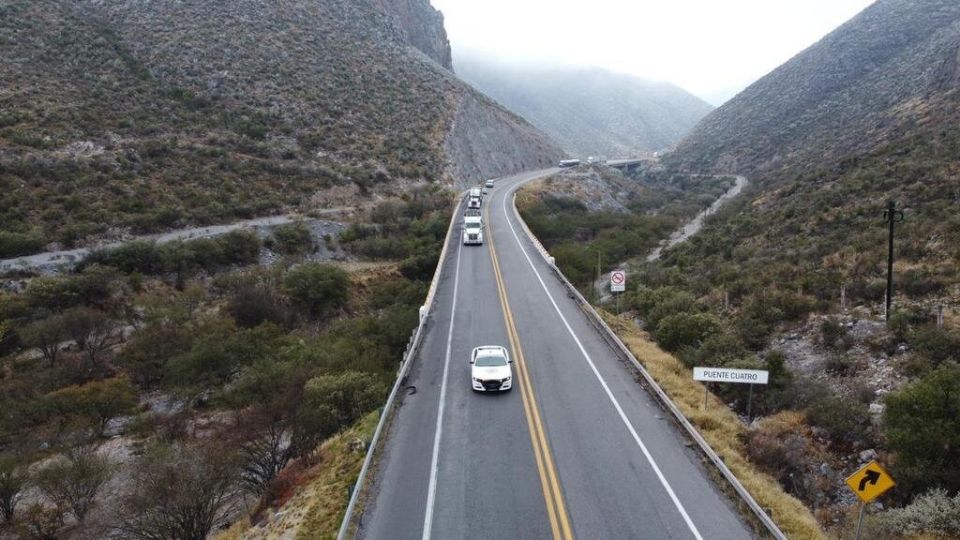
[882,201,904,321]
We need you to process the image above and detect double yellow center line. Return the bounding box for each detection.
[486,202,575,540]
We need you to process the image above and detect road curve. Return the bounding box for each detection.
[356,169,753,540]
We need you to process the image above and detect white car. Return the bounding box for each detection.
[484,180,495,189]
[470,346,512,392]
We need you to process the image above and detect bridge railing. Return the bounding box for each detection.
[336,193,465,540]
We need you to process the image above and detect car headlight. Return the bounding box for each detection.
[503,376,511,382]
[473,377,482,382]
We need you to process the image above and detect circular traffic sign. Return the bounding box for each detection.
[611,271,625,284]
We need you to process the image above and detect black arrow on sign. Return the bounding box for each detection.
[859,469,881,491]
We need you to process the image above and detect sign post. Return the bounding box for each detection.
[610,270,626,292]
[845,460,895,540]
[693,367,769,422]
[610,270,626,314]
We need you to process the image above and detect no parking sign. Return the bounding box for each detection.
[610,270,626,293]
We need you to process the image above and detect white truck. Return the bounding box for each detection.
[467,187,482,209]
[462,210,483,245]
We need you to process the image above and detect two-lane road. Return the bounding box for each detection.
[357,169,753,540]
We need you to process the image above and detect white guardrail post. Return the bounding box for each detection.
[337,193,465,540]
[508,192,788,540]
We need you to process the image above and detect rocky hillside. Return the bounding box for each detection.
[455,55,714,158]
[642,1,960,530]
[0,0,561,256]
[373,0,452,69]
[669,0,960,179]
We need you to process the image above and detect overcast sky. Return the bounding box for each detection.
[432,0,876,105]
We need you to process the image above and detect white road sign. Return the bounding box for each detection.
[610,270,626,293]
[693,367,769,385]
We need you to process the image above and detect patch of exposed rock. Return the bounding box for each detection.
[444,91,565,188]
[373,0,452,70]
[535,167,639,213]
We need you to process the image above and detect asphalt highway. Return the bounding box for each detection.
[357,169,753,540]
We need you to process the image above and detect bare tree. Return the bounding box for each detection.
[34,448,113,523]
[0,454,27,523]
[61,307,118,364]
[20,316,67,368]
[238,409,291,494]
[116,442,242,540]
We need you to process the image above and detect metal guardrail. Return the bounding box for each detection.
[508,192,788,540]
[336,194,465,540]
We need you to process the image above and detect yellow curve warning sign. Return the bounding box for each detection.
[845,460,895,502]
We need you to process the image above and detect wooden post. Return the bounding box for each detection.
[841,284,846,311]
[937,305,944,328]
[724,290,729,312]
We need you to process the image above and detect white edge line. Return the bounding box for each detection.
[421,229,463,540]
[499,185,705,540]
[337,196,463,540]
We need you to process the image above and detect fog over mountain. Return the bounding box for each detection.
[670,0,960,180]
[455,53,714,158]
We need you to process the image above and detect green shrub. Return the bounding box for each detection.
[0,231,44,258]
[887,310,911,341]
[820,317,847,349]
[283,263,349,318]
[228,285,292,329]
[872,488,960,538]
[25,265,122,311]
[84,231,259,277]
[824,353,859,376]
[398,250,439,281]
[690,332,748,367]
[270,222,313,255]
[47,377,138,436]
[629,286,699,329]
[291,371,386,456]
[806,393,872,448]
[884,364,960,496]
[655,312,722,355]
[117,323,194,386]
[86,241,163,274]
[908,325,960,370]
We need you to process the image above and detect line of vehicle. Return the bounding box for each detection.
[420,235,464,540]
[500,186,705,540]
[486,200,575,540]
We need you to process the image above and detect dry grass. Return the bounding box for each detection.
[601,312,827,540]
[216,411,379,540]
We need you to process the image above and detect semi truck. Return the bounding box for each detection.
[468,187,482,209]
[462,211,483,245]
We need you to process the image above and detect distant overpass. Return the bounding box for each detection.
[605,158,647,172]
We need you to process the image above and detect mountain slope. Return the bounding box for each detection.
[659,0,960,297]
[669,0,960,178]
[455,55,714,158]
[644,1,960,521]
[0,0,561,255]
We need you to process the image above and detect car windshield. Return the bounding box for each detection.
[474,353,507,367]
[465,223,480,229]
